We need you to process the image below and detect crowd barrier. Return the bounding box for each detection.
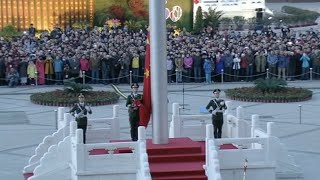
[1,67,319,86]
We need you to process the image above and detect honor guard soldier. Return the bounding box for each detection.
[69,94,92,143]
[206,89,227,138]
[126,83,143,141]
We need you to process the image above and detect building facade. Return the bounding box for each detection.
[194,0,266,19]
[0,0,94,30]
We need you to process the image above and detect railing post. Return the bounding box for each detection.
[205,124,214,169]
[251,114,259,149]
[35,71,38,86]
[76,129,83,144]
[63,113,72,137]
[236,106,244,120]
[251,114,259,138]
[225,101,232,115]
[310,68,313,81]
[266,68,269,79]
[175,70,178,84]
[82,71,86,84]
[112,105,120,139]
[206,124,214,139]
[221,69,224,84]
[70,121,77,137]
[75,129,85,172]
[267,122,274,136]
[54,110,58,130]
[129,70,132,85]
[236,106,244,138]
[57,107,66,129]
[170,103,181,138]
[299,105,302,124]
[138,126,146,141]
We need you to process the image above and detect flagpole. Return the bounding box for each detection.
[150,0,168,144]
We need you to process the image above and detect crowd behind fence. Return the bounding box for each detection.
[1,67,319,87]
[1,24,320,88]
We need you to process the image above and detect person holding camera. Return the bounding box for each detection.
[126,83,142,141]
[69,94,92,144]
[206,89,227,138]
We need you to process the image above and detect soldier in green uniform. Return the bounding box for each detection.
[206,89,227,138]
[69,94,92,143]
[126,83,143,141]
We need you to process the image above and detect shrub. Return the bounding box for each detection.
[0,25,23,39]
[30,90,119,106]
[254,78,287,94]
[63,79,93,95]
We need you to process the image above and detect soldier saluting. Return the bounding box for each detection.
[69,94,92,143]
[206,89,227,138]
[126,83,143,141]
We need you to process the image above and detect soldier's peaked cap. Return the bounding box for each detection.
[213,89,221,93]
[131,83,139,88]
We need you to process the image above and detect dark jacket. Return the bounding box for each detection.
[69,103,92,125]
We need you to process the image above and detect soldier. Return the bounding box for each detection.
[69,94,92,143]
[206,89,227,138]
[126,83,143,141]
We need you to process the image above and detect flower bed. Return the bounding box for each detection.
[30,90,120,107]
[225,87,312,103]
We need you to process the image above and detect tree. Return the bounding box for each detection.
[0,25,22,39]
[193,6,204,34]
[233,16,246,30]
[203,7,223,29]
[220,17,233,29]
[94,9,110,27]
[63,79,93,95]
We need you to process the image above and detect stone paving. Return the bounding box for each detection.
[0,80,319,180]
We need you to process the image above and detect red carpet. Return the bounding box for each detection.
[23,138,237,180]
[147,138,207,180]
[23,173,33,180]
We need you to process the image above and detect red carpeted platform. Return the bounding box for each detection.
[147,138,207,180]
[23,138,238,180]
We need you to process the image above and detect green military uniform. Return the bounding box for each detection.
[70,102,92,143]
[206,98,227,139]
[126,93,143,141]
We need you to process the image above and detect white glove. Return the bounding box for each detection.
[220,101,225,106]
[75,113,80,118]
[85,106,91,112]
[212,110,217,115]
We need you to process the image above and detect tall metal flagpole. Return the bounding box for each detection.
[150,0,168,144]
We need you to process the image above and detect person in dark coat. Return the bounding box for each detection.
[126,83,143,141]
[69,94,92,143]
[206,89,227,138]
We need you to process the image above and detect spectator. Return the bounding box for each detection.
[300,52,310,80]
[27,60,36,85]
[7,67,19,88]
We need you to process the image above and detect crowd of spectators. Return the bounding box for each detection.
[0,23,320,87]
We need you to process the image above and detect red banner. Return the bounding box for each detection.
[139,33,152,127]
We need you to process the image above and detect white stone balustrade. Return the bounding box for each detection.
[204,124,222,180]
[24,102,301,180]
[29,121,149,180]
[23,105,120,176]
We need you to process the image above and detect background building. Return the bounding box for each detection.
[266,0,320,2]
[194,0,267,19]
[0,0,94,30]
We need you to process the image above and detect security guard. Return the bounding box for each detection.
[69,93,92,143]
[126,83,143,141]
[206,89,227,138]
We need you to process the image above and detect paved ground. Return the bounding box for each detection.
[0,80,319,180]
